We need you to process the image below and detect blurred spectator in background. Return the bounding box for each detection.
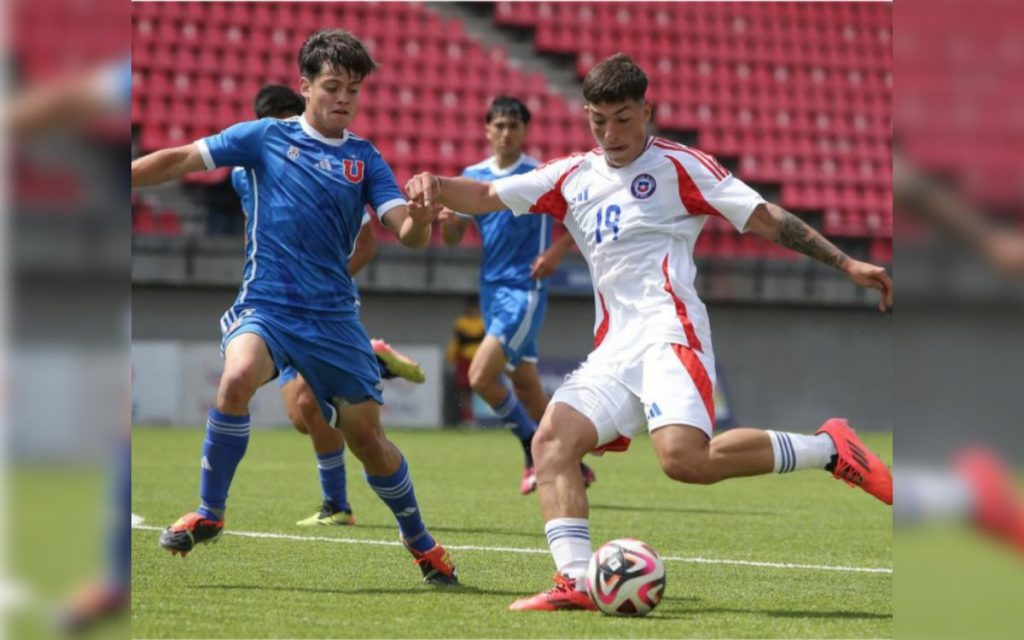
[447,297,485,424]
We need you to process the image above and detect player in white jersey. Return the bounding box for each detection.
[407,53,894,611]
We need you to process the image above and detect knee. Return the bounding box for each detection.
[342,422,387,460]
[660,457,718,485]
[295,389,323,428]
[217,369,259,409]
[467,366,490,394]
[532,421,581,468]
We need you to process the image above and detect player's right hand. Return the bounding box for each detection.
[406,172,442,207]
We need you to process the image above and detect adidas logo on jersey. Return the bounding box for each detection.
[571,187,590,204]
[317,158,332,171]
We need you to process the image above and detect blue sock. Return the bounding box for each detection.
[493,391,537,465]
[197,409,250,520]
[316,447,350,512]
[365,457,435,553]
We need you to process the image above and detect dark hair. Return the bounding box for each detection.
[253,84,305,119]
[298,29,378,81]
[582,53,648,104]
[485,96,531,125]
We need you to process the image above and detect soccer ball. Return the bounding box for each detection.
[585,538,666,616]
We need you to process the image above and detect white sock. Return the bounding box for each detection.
[544,518,591,590]
[767,431,837,473]
[894,468,974,523]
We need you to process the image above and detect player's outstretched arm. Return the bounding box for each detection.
[406,173,505,215]
[381,204,436,249]
[745,202,893,312]
[131,143,208,188]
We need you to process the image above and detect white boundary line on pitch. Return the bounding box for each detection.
[133,523,892,575]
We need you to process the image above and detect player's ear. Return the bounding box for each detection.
[642,100,653,123]
[299,76,312,100]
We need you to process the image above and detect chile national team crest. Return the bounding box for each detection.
[631,173,657,199]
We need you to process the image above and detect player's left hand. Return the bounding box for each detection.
[407,200,442,224]
[844,259,893,312]
[530,249,561,279]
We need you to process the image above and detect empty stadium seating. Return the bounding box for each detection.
[131,1,593,187]
[495,1,893,255]
[131,2,892,262]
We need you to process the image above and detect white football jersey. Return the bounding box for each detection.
[494,136,765,362]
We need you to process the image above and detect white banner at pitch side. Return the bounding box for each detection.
[132,340,444,428]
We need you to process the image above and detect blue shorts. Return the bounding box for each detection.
[479,285,548,367]
[276,366,337,426]
[220,305,383,416]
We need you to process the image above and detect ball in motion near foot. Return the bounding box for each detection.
[585,538,666,616]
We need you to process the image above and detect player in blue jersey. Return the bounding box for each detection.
[440,96,594,494]
[131,30,456,584]
[234,84,425,527]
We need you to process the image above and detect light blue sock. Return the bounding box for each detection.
[365,457,435,553]
[493,391,536,442]
[197,409,250,520]
[316,447,350,512]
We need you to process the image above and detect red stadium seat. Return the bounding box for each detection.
[132,2,892,242]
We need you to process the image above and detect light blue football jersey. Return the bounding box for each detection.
[199,115,405,317]
[461,154,551,290]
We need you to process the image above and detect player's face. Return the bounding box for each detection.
[585,99,652,167]
[300,65,362,136]
[485,115,526,159]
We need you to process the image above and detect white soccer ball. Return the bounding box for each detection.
[585,538,666,616]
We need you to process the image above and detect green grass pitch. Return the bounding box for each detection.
[132,427,892,638]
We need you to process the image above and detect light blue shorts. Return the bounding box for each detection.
[479,285,548,367]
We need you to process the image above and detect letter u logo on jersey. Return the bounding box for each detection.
[343,159,365,183]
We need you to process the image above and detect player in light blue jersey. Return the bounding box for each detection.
[233,85,426,528]
[440,97,594,494]
[131,30,456,585]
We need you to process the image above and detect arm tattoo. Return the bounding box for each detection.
[776,209,849,270]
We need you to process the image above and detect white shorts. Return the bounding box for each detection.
[551,342,717,454]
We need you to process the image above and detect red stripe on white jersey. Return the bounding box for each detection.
[671,343,716,429]
[591,435,632,455]
[666,156,725,219]
[594,290,610,348]
[661,255,702,353]
[528,160,584,222]
[654,139,728,181]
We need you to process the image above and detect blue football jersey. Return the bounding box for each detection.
[461,154,551,290]
[199,116,405,317]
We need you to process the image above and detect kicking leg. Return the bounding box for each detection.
[650,420,891,504]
